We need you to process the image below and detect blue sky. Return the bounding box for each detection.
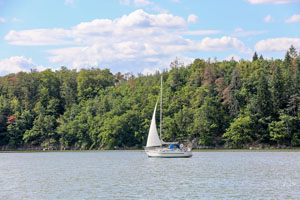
[0,0,300,75]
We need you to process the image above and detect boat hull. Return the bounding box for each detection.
[145,149,192,158]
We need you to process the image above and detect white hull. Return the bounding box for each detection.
[145,149,192,158]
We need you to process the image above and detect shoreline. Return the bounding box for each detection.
[1,148,300,153]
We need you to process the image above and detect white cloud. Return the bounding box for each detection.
[285,14,300,23]
[134,0,152,7]
[187,14,198,23]
[255,37,300,52]
[36,65,47,72]
[120,0,152,7]
[120,0,167,13]
[0,17,6,23]
[198,36,252,54]
[183,30,221,35]
[5,29,73,46]
[264,15,274,22]
[151,5,168,13]
[176,56,194,66]
[142,67,161,75]
[233,28,267,37]
[0,56,45,75]
[6,9,186,46]
[249,0,300,4]
[5,10,251,73]
[225,54,241,61]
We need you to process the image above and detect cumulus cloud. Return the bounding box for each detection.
[198,36,252,55]
[5,29,73,46]
[249,0,300,4]
[285,14,300,23]
[233,28,267,37]
[0,17,6,23]
[264,15,274,22]
[255,37,300,52]
[187,14,198,23]
[5,10,251,72]
[0,56,45,75]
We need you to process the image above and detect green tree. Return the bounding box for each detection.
[77,68,114,101]
[252,52,258,61]
[223,114,254,148]
[57,67,78,109]
[8,110,34,147]
[0,95,12,145]
[222,66,242,117]
[269,112,299,146]
[271,64,285,117]
[256,70,272,117]
[38,69,60,108]
[193,97,225,146]
[23,103,57,146]
[57,104,81,149]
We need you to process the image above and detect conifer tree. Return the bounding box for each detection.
[252,52,258,61]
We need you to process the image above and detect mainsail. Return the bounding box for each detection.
[146,101,162,147]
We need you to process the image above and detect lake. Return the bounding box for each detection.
[1,151,300,200]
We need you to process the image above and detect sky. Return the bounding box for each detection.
[0,0,300,76]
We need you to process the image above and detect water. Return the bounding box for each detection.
[1,151,300,200]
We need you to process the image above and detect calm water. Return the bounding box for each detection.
[1,151,300,200]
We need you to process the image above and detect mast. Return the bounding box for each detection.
[160,75,162,142]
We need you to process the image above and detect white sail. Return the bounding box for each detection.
[146,101,162,147]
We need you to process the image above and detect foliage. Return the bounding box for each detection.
[0,46,300,149]
[223,114,254,149]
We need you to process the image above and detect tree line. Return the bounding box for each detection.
[0,46,300,149]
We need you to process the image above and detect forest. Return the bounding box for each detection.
[0,46,300,150]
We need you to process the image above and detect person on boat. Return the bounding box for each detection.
[169,144,180,151]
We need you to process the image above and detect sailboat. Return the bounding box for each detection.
[144,76,192,158]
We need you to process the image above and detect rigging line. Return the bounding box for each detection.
[160,75,162,143]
